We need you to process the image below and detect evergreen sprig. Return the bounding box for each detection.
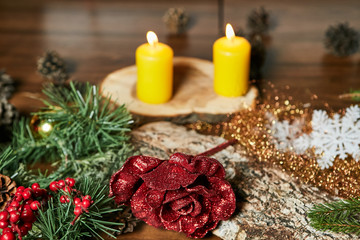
[308,198,360,235]
[0,81,135,239]
[12,81,133,163]
[348,90,360,101]
[0,81,134,186]
[9,146,132,187]
[27,178,123,240]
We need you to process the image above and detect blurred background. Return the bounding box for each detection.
[0,0,360,112]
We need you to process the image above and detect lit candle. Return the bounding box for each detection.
[213,23,251,97]
[136,31,173,104]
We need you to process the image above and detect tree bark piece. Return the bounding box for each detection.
[101,57,258,124]
[131,122,355,240]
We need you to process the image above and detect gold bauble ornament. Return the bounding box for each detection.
[30,114,55,138]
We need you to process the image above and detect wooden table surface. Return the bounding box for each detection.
[1,0,360,239]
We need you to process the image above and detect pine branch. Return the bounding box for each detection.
[32,178,123,240]
[338,90,360,101]
[308,198,360,235]
[12,81,133,164]
[0,147,17,172]
[12,117,59,163]
[1,81,134,186]
[9,144,134,187]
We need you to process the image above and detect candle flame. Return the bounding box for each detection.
[225,23,235,40]
[146,31,158,46]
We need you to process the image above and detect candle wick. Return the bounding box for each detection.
[150,42,158,48]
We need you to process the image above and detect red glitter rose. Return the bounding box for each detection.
[109,152,236,238]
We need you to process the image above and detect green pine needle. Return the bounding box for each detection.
[0,81,134,186]
[12,81,133,163]
[350,90,360,101]
[0,147,17,172]
[0,81,134,239]
[32,178,123,240]
[308,198,360,235]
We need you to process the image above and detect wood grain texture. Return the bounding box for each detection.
[1,0,360,114]
[101,57,257,123]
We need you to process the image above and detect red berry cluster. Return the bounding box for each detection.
[48,178,93,225]
[0,183,49,240]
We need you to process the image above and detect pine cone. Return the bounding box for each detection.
[324,22,360,57]
[247,7,270,34]
[37,50,69,84]
[114,206,139,235]
[250,34,266,80]
[0,70,15,100]
[0,174,16,210]
[163,8,190,35]
[0,98,18,127]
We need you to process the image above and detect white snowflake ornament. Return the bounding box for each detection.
[266,113,305,152]
[267,105,360,169]
[309,106,360,168]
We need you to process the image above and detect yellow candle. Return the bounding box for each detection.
[136,31,173,104]
[213,23,251,97]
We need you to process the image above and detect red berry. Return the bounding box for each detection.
[24,199,33,205]
[30,201,40,211]
[2,227,11,233]
[0,221,8,229]
[60,195,70,203]
[6,207,18,213]
[58,180,65,188]
[15,195,23,202]
[74,198,81,205]
[23,204,32,211]
[22,190,31,200]
[83,195,92,201]
[31,183,40,190]
[81,199,91,209]
[74,206,82,216]
[1,232,15,240]
[21,209,35,223]
[23,222,32,230]
[15,191,23,197]
[0,211,9,221]
[10,201,20,208]
[19,225,29,236]
[65,178,75,187]
[40,189,47,196]
[32,189,42,197]
[63,186,72,193]
[16,186,25,192]
[49,181,59,192]
[9,211,20,223]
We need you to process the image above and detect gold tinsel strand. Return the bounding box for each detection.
[188,93,360,199]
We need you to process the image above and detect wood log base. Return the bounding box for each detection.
[122,122,355,240]
[100,57,258,124]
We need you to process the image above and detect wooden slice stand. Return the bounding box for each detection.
[100,57,258,124]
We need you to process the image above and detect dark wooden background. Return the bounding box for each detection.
[1,0,360,239]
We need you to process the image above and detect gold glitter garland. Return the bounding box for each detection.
[188,98,360,199]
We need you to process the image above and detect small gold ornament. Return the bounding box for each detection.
[30,114,54,138]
